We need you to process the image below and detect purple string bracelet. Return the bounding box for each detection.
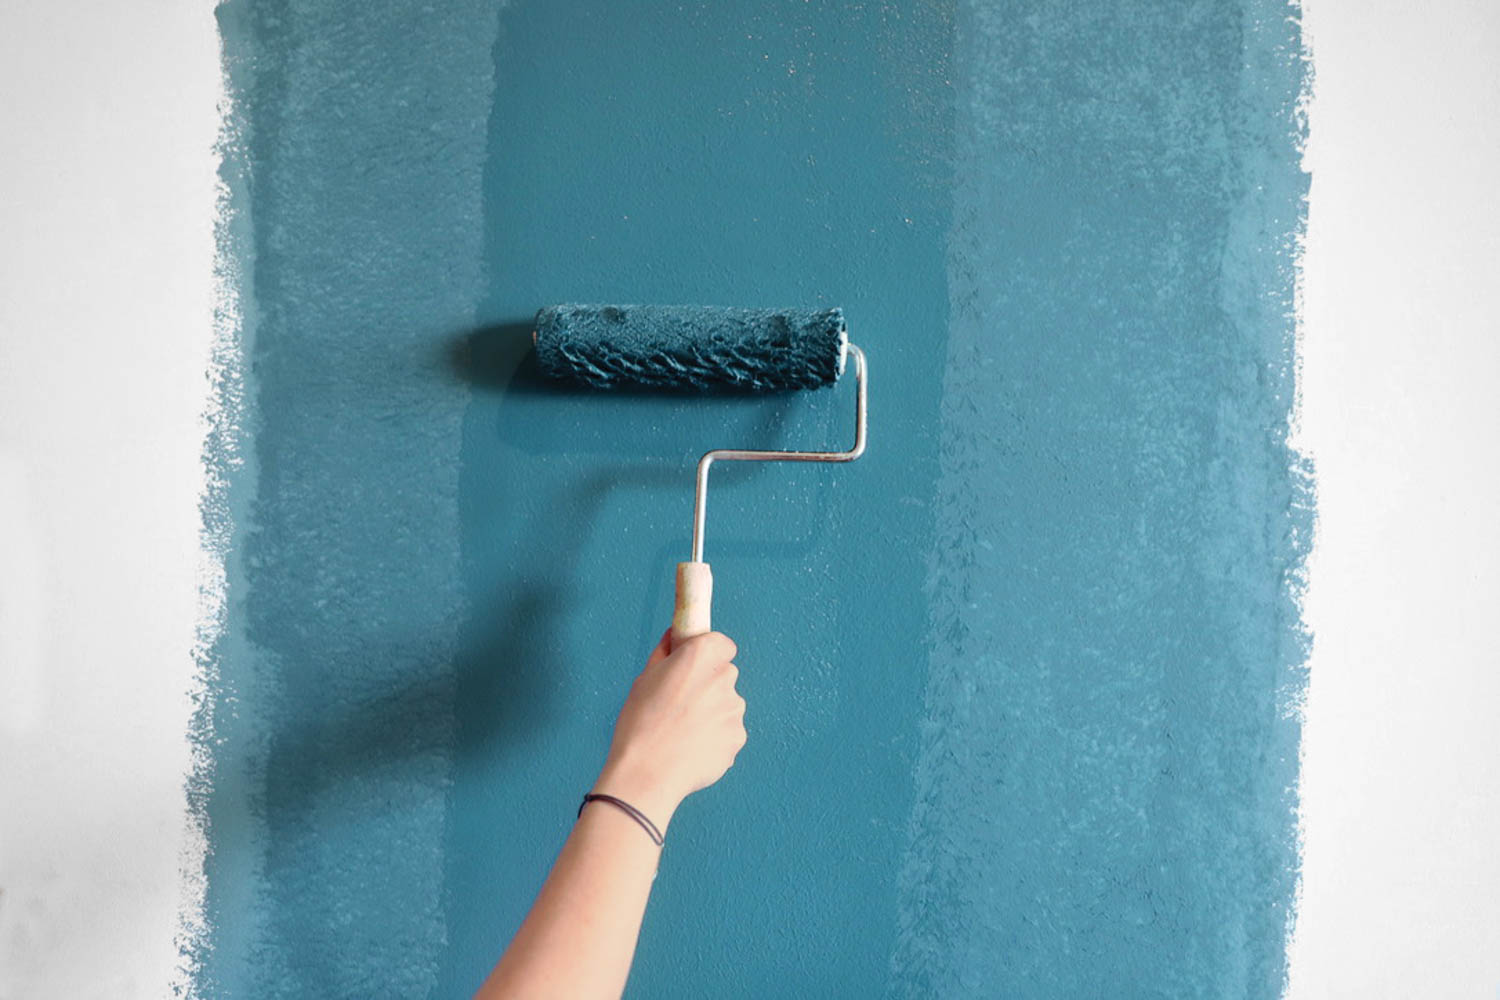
[578,793,665,846]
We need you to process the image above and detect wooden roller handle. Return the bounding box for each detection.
[671,561,713,647]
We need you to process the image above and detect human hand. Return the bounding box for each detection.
[591,630,747,833]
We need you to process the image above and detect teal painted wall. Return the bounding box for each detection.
[197,1,1309,996]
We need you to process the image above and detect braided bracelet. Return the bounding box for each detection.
[578,793,665,847]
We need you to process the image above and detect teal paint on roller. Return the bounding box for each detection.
[534,302,868,644]
[534,304,849,391]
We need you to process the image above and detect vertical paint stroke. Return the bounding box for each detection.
[889,1,1311,995]
[194,1,499,994]
[439,3,955,995]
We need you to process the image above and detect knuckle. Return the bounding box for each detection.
[712,632,738,660]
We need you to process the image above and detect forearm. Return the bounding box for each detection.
[476,630,744,999]
[475,796,670,999]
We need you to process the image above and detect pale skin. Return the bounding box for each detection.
[474,629,747,1000]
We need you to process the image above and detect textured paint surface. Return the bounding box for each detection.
[891,5,1309,995]
[197,1,1308,996]
[197,1,496,994]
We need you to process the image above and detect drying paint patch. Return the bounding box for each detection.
[190,2,501,994]
[889,1,1312,995]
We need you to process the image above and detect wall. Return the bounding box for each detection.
[194,1,1308,996]
[1288,1,1500,995]
[9,2,1497,999]
[0,1,219,995]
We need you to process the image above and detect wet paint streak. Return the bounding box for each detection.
[438,3,955,996]
[195,1,498,994]
[889,2,1310,996]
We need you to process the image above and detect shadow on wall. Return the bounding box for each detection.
[247,325,627,819]
[255,321,806,818]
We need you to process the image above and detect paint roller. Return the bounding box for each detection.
[533,304,868,646]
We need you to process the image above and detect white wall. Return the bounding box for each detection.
[1289,1,1500,997]
[0,2,220,996]
[0,1,1495,997]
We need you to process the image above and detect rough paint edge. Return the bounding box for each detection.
[1281,0,1320,988]
[882,5,984,990]
[1218,0,1317,990]
[173,24,257,997]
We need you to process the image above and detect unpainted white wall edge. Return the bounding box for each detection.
[1288,1,1500,997]
[0,2,221,997]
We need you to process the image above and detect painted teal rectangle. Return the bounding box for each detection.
[196,1,1309,996]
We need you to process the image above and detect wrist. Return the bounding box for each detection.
[592,755,684,833]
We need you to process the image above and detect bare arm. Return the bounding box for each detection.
[475,630,746,1000]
